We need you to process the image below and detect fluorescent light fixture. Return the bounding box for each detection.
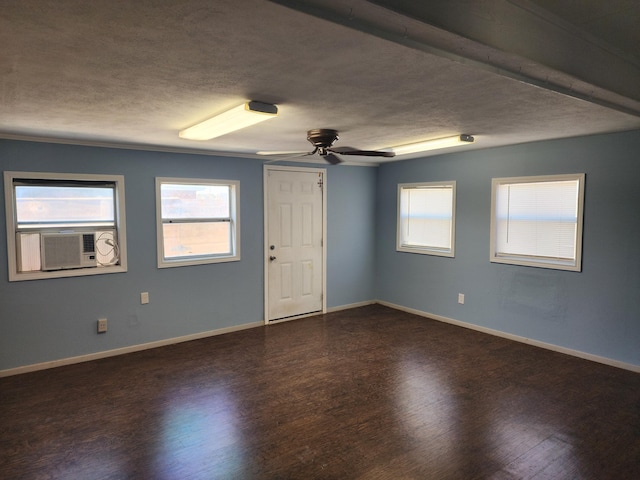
[179,101,278,141]
[391,134,474,155]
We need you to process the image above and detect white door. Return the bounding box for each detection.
[265,167,325,322]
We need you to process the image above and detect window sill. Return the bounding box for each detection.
[490,255,580,272]
[157,255,240,269]
[397,246,454,258]
[9,265,127,282]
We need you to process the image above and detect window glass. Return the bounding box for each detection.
[162,222,231,259]
[16,185,115,228]
[160,184,229,219]
[156,178,239,267]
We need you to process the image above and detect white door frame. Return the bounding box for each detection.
[263,165,327,324]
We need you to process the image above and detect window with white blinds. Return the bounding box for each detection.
[397,181,456,257]
[490,174,585,271]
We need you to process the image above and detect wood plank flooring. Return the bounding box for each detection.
[1,304,639,479]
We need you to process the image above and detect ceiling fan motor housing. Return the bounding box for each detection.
[307,129,339,148]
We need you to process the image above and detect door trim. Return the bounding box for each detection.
[263,165,327,324]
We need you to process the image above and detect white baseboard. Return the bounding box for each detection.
[0,321,263,378]
[377,300,640,373]
[4,301,637,377]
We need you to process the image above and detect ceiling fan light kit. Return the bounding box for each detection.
[179,101,278,141]
[391,134,474,155]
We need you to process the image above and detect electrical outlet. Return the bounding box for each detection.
[97,318,108,333]
[458,293,465,304]
[140,292,149,304]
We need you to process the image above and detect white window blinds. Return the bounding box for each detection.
[398,182,455,257]
[491,174,585,271]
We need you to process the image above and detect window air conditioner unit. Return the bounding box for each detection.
[41,233,97,271]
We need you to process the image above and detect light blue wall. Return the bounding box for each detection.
[375,130,640,367]
[3,131,639,371]
[327,165,377,306]
[0,141,377,371]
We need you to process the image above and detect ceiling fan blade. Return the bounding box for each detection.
[323,153,343,165]
[329,146,395,157]
[259,148,318,163]
[257,150,309,156]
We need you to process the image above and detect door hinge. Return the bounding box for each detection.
[317,174,323,191]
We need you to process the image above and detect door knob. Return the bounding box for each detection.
[269,256,277,261]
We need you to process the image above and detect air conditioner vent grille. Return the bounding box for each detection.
[41,233,97,271]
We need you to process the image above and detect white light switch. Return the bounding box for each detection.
[140,292,150,304]
[458,293,465,304]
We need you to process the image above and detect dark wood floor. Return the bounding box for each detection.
[1,304,639,479]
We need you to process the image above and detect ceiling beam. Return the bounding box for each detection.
[269,0,640,118]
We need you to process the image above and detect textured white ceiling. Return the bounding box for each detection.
[1,0,639,163]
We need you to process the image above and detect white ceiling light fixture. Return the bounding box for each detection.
[179,101,278,141]
[391,134,474,155]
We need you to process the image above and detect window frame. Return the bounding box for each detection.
[396,180,456,257]
[156,177,240,268]
[489,173,585,272]
[4,171,128,282]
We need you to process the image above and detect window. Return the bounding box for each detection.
[490,174,585,271]
[156,178,240,268]
[4,171,127,281]
[397,181,456,257]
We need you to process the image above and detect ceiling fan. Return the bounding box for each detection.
[259,129,395,164]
